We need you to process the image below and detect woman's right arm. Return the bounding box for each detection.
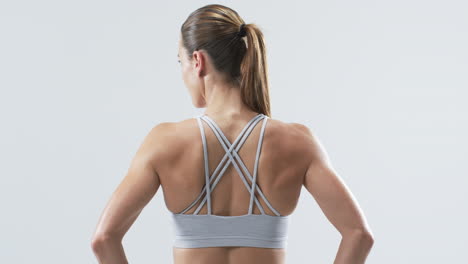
[298,124,375,264]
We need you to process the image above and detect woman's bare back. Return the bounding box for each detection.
[155,113,312,264]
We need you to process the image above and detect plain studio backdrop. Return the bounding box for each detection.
[0,0,466,263]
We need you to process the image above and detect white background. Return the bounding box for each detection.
[1,0,466,263]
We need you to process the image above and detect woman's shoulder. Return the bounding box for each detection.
[254,117,316,158]
[154,115,317,151]
[266,117,314,142]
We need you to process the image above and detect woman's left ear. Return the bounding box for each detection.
[192,50,205,77]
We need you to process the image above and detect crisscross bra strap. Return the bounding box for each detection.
[177,113,264,215]
[201,114,271,215]
[177,113,282,217]
[198,113,265,215]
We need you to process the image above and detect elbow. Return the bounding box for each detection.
[343,228,375,248]
[90,234,106,253]
[90,233,121,253]
[362,230,375,247]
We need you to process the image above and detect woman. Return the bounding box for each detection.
[91,4,374,264]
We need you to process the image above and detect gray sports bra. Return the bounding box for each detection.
[169,113,290,248]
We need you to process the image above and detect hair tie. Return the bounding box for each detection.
[237,23,247,37]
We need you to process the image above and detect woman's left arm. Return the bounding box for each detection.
[90,123,169,264]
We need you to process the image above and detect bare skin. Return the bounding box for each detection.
[166,113,307,264]
[90,34,374,264]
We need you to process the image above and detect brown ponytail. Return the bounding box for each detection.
[239,23,271,117]
[180,4,271,117]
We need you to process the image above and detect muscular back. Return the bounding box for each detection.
[153,114,313,264]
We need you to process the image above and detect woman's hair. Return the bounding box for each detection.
[180,4,271,117]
